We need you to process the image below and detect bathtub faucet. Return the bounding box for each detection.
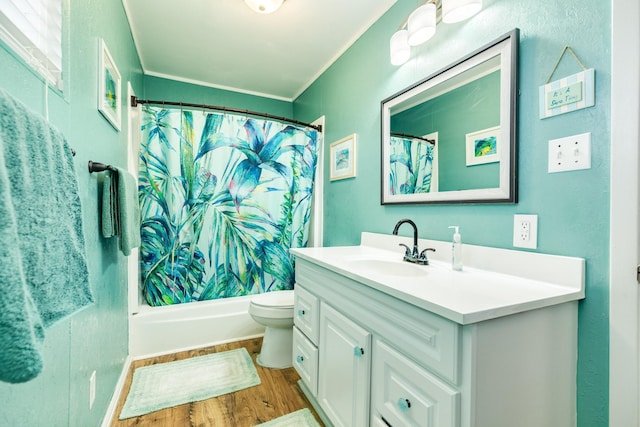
[392,219,435,265]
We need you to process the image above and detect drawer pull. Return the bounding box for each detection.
[354,346,365,357]
[398,398,412,411]
[380,415,392,427]
[296,355,304,363]
[298,309,306,316]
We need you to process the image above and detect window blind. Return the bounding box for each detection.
[0,0,63,89]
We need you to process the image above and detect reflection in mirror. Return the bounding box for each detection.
[390,132,438,194]
[381,29,519,204]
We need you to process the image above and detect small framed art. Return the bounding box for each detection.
[98,39,121,131]
[330,134,357,181]
[465,126,500,166]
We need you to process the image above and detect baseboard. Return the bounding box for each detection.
[297,380,333,427]
[131,332,264,361]
[100,355,133,427]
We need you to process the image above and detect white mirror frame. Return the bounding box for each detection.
[381,29,519,205]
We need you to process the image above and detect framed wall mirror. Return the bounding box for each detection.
[381,29,519,204]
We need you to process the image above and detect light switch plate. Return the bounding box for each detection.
[513,214,538,249]
[548,132,591,173]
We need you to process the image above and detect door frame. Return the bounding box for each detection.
[610,0,640,424]
[126,82,142,316]
[308,115,325,247]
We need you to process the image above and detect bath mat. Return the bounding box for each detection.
[119,348,260,419]
[256,409,321,427]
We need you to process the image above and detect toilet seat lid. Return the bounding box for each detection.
[251,290,294,308]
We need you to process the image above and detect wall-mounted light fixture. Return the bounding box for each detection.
[390,0,482,66]
[408,2,437,46]
[244,0,285,14]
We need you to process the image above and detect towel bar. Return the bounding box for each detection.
[88,161,117,173]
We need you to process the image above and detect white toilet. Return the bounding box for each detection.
[248,290,295,368]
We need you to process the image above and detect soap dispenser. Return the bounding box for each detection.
[448,226,463,271]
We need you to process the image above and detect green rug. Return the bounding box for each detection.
[256,409,321,427]
[119,348,260,419]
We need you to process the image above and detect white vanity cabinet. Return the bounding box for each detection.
[291,241,583,427]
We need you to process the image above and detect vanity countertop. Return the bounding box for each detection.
[291,233,585,325]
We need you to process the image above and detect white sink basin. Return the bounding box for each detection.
[348,258,428,277]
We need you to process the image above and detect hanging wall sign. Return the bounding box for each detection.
[539,46,595,119]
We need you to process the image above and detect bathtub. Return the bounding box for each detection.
[129,295,265,358]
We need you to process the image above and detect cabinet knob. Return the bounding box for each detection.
[353,346,365,357]
[296,355,304,363]
[298,309,306,316]
[398,398,412,411]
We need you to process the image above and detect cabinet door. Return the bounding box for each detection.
[318,302,371,427]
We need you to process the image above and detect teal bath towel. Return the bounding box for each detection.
[102,168,140,256]
[0,135,44,383]
[101,169,119,238]
[0,89,93,383]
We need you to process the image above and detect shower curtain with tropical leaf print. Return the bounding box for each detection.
[389,136,435,194]
[139,106,318,306]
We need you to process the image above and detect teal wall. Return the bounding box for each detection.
[294,1,610,426]
[0,0,143,425]
[144,75,293,116]
[391,71,501,191]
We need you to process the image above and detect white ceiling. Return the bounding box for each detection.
[123,0,397,101]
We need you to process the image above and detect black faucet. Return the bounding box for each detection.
[393,219,419,257]
[392,218,435,265]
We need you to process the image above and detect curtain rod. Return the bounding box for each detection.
[391,132,436,144]
[130,96,322,132]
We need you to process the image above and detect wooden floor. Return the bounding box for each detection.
[111,337,324,427]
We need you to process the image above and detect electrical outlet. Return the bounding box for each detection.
[519,219,530,241]
[513,214,538,249]
[89,370,96,410]
[548,132,591,173]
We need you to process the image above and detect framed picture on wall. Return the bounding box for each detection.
[98,38,121,131]
[465,126,500,166]
[330,134,357,181]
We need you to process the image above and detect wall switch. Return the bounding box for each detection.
[513,214,538,249]
[89,370,96,410]
[548,132,591,173]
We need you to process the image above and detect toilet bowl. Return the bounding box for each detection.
[249,290,295,368]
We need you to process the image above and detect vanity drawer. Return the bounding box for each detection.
[293,326,318,396]
[294,284,319,344]
[372,339,459,427]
